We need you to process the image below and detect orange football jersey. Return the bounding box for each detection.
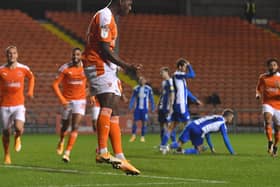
[0,63,34,106]
[82,7,117,76]
[256,72,280,109]
[53,62,87,104]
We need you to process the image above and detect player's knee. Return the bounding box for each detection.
[2,129,10,136]
[264,119,273,126]
[72,124,79,131]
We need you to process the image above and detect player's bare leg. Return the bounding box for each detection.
[62,114,82,162]
[95,93,122,166]
[264,112,274,154]
[57,119,70,155]
[272,125,280,157]
[14,120,24,152]
[110,95,140,175]
[2,129,11,164]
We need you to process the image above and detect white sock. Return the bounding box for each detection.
[115,153,125,160]
[100,148,108,154]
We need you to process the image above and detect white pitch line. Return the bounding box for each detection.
[0,164,228,185]
[45,182,201,187]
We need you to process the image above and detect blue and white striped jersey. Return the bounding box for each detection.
[158,78,174,111]
[173,65,195,114]
[129,85,155,111]
[193,115,227,134]
[192,115,234,154]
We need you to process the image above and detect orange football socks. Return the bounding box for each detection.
[97,108,112,154]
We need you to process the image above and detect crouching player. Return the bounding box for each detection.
[170,109,235,155]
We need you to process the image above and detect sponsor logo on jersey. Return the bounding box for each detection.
[101,25,109,39]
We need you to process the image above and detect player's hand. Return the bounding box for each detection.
[256,92,261,100]
[62,101,69,109]
[89,96,96,106]
[121,94,129,103]
[92,124,97,132]
[125,63,143,75]
[196,99,203,106]
[27,94,34,100]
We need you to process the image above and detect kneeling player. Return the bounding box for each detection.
[170,109,235,155]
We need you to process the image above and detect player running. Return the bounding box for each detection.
[53,48,87,162]
[129,76,155,142]
[256,58,280,157]
[0,46,35,164]
[82,0,141,175]
[170,109,235,155]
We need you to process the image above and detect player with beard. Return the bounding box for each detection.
[53,48,87,162]
[256,58,280,157]
[82,0,141,175]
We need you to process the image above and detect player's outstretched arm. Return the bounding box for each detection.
[149,88,155,112]
[100,42,141,74]
[128,89,137,111]
[205,133,215,153]
[220,125,235,155]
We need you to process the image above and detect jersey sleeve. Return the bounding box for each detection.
[168,79,175,92]
[187,89,198,103]
[220,124,235,155]
[97,11,115,43]
[129,88,137,110]
[205,133,214,150]
[25,68,35,97]
[149,87,155,111]
[52,72,67,105]
[256,75,264,98]
[185,65,195,78]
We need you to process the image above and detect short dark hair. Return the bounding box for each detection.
[176,58,187,68]
[222,109,234,117]
[266,58,279,66]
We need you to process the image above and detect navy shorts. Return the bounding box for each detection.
[179,123,204,147]
[134,109,148,121]
[158,109,172,123]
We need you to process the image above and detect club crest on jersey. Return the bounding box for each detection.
[101,25,109,39]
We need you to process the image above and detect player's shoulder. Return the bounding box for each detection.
[58,62,72,72]
[213,115,224,121]
[0,63,7,70]
[97,7,113,26]
[17,62,31,71]
[168,78,174,84]
[259,72,270,79]
[145,85,153,90]
[133,85,140,90]
[173,71,185,79]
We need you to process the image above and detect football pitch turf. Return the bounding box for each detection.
[0,133,279,187]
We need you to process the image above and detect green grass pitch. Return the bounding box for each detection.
[0,133,279,187]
